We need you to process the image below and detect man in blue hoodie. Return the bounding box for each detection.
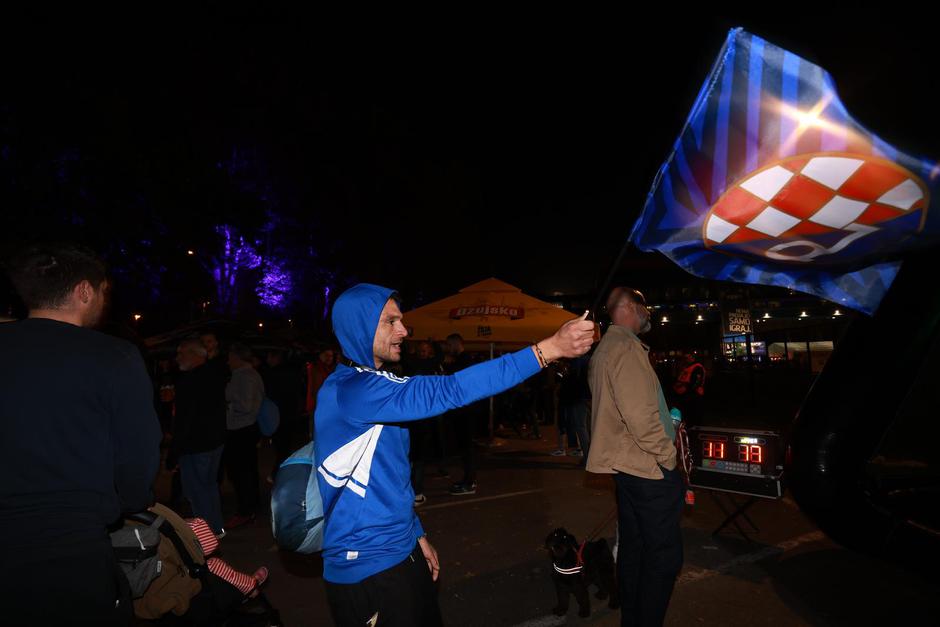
[316,283,595,626]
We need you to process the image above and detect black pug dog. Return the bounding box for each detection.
[544,527,620,618]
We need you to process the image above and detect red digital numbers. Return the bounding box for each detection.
[738,444,762,463]
[703,441,725,459]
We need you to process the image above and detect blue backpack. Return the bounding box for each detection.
[270,442,324,553]
[257,397,281,437]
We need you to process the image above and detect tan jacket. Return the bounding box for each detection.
[586,326,676,479]
[132,503,204,619]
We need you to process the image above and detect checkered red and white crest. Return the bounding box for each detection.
[703,153,929,263]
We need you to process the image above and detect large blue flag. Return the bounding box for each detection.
[629,28,939,314]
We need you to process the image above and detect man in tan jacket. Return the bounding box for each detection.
[587,287,683,627]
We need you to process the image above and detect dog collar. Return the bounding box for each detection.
[553,563,583,575]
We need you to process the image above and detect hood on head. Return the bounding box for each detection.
[331,283,399,368]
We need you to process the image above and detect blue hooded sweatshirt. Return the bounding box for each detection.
[314,283,542,583]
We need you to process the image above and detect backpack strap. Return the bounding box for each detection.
[126,511,209,581]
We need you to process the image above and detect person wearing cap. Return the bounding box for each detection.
[315,283,595,626]
[587,287,683,627]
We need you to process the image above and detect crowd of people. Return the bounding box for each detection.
[152,303,605,601]
[388,334,598,505]
[157,333,342,533]
[0,243,695,627]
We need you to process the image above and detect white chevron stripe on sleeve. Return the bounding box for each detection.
[351,425,383,489]
[318,425,384,498]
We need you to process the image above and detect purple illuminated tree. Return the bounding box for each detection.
[257,257,293,309]
[210,224,262,315]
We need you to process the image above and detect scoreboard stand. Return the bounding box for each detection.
[688,426,786,541]
[708,492,761,541]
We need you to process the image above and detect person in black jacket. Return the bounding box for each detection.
[0,243,162,626]
[444,334,482,495]
[558,354,592,461]
[173,337,228,535]
[262,348,304,480]
[404,340,445,505]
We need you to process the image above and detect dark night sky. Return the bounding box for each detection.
[2,11,938,326]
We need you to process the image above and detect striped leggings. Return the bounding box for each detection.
[187,518,257,595]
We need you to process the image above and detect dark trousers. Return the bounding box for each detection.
[562,401,591,455]
[180,445,225,533]
[271,415,300,479]
[225,424,260,516]
[409,420,434,495]
[454,407,476,484]
[2,536,132,626]
[325,544,443,627]
[614,466,684,627]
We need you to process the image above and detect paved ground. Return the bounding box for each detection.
[154,426,939,626]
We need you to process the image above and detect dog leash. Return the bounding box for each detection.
[576,505,618,567]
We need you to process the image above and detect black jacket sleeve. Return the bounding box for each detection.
[109,345,162,513]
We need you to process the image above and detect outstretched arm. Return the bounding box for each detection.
[343,312,597,424]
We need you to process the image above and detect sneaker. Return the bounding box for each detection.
[550,449,566,456]
[224,514,255,529]
[414,493,427,506]
[568,449,584,458]
[254,566,269,587]
[215,528,227,540]
[249,566,269,598]
[449,482,477,496]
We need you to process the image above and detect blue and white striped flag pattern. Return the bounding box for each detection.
[629,28,939,314]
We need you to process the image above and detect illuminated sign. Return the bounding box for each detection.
[700,438,763,465]
[703,440,726,459]
[723,307,753,335]
[450,305,525,320]
[738,445,762,463]
[689,427,784,499]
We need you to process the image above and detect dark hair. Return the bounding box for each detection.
[5,244,108,310]
[228,342,254,362]
[446,333,464,343]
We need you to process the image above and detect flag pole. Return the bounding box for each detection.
[591,240,635,319]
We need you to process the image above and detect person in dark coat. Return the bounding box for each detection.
[172,337,228,535]
[262,348,304,480]
[0,243,161,625]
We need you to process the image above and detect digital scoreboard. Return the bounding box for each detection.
[689,427,785,498]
